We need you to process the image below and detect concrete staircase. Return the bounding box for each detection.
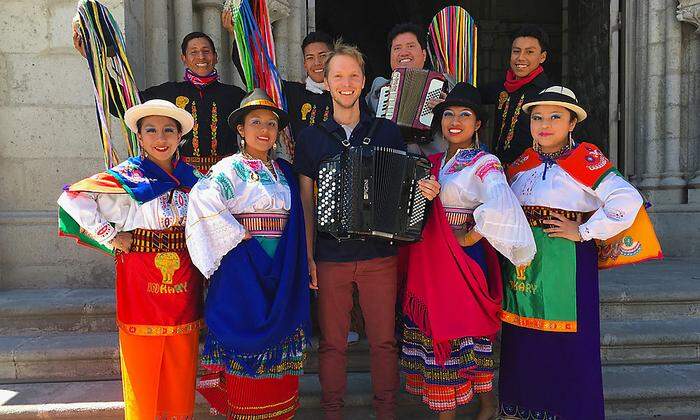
[0,258,698,418]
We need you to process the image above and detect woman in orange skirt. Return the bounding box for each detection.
[58,100,204,419]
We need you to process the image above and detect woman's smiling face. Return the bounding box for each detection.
[137,115,181,163]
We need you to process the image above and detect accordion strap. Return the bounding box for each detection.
[320,118,382,147]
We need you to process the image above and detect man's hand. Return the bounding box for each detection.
[308,258,318,290]
[457,229,483,247]
[72,26,87,58]
[221,10,234,34]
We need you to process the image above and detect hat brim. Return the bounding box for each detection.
[124,104,195,135]
[431,98,488,133]
[227,104,289,131]
[522,100,587,122]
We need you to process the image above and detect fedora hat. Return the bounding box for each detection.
[124,99,195,135]
[431,82,488,133]
[522,85,587,121]
[227,88,289,130]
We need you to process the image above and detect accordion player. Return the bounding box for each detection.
[376,68,446,144]
[317,144,432,243]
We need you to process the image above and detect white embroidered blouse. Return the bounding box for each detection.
[509,160,644,241]
[439,149,536,266]
[57,189,189,247]
[186,153,291,278]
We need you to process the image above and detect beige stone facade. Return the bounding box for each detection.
[0,0,698,289]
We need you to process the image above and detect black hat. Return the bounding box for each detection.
[522,85,587,121]
[227,88,289,130]
[431,82,487,133]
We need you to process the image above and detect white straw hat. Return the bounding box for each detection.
[522,86,588,122]
[124,99,195,135]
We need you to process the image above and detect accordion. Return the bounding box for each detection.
[376,68,446,144]
[317,145,432,242]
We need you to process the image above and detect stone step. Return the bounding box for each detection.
[2,315,699,383]
[0,289,116,336]
[601,318,700,365]
[599,258,700,321]
[0,260,697,336]
[0,333,369,383]
[1,365,699,419]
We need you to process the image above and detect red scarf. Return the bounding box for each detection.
[184,68,219,88]
[402,153,503,366]
[503,65,543,93]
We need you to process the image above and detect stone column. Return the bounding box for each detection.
[632,1,649,181]
[173,0,194,55]
[658,0,686,202]
[197,0,231,84]
[640,0,666,192]
[144,0,169,87]
[677,0,700,201]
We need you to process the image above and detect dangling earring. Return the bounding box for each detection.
[568,131,574,148]
[474,132,480,149]
[533,138,541,152]
[174,148,181,162]
[240,138,246,151]
[273,140,278,150]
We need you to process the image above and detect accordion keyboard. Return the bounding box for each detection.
[418,78,446,126]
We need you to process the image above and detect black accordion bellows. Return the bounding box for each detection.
[317,146,432,242]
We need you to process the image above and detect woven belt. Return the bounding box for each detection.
[235,213,288,238]
[182,155,227,173]
[444,207,475,230]
[130,226,186,253]
[522,205,583,228]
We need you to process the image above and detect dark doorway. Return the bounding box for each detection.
[315,0,611,151]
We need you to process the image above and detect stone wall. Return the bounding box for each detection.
[0,0,306,290]
[0,0,127,289]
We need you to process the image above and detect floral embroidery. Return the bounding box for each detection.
[210,102,218,156]
[191,101,200,157]
[475,159,504,181]
[111,161,145,184]
[214,172,235,200]
[598,235,642,262]
[504,94,525,149]
[445,149,485,175]
[233,159,275,185]
[583,146,609,170]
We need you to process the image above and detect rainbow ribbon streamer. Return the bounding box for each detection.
[74,0,140,169]
[428,6,478,86]
[224,0,286,111]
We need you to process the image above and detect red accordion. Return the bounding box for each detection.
[376,68,446,144]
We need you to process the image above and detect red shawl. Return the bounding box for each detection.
[402,153,503,365]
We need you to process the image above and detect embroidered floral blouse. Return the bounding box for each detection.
[439,148,536,266]
[509,161,644,241]
[57,189,188,246]
[186,153,291,278]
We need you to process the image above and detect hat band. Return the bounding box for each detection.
[245,99,278,108]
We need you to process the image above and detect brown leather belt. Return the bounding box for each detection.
[522,205,584,228]
[130,226,186,253]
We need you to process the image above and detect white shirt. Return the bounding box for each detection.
[439,149,536,266]
[509,162,644,241]
[186,153,291,278]
[57,189,189,246]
